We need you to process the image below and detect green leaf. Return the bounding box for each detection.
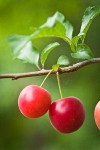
[41,42,60,66]
[52,55,69,71]
[71,44,93,59]
[8,34,30,55]
[8,34,39,68]
[64,20,73,39]
[16,41,39,67]
[31,11,73,47]
[40,11,65,28]
[79,5,100,41]
[33,21,67,39]
[52,64,60,71]
[57,55,69,66]
[72,36,80,47]
[71,35,80,52]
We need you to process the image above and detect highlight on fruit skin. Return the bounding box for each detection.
[18,84,52,118]
[94,101,100,130]
[49,96,85,134]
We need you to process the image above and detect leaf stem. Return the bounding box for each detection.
[40,69,53,87]
[37,65,41,70]
[56,72,63,99]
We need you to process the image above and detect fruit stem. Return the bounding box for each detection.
[56,72,63,98]
[40,69,53,87]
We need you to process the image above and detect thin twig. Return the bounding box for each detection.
[0,58,100,80]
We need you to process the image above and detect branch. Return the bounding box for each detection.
[0,58,100,80]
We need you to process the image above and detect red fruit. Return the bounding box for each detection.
[18,85,51,118]
[94,101,100,129]
[49,97,85,134]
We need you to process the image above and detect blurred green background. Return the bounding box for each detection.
[0,0,100,150]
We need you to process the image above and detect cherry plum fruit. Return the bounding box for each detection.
[49,96,85,134]
[18,85,52,118]
[94,101,100,130]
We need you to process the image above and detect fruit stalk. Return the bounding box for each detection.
[40,69,53,87]
[56,72,63,98]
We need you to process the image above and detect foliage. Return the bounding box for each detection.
[8,5,100,70]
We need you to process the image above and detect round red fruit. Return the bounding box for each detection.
[49,96,85,134]
[94,101,100,129]
[18,85,52,118]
